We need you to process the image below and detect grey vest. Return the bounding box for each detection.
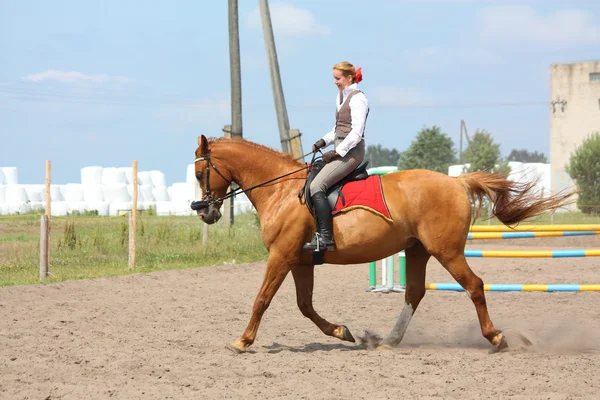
[334,90,369,139]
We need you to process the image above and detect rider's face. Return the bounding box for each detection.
[333,69,353,90]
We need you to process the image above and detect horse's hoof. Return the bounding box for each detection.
[334,325,356,343]
[489,333,508,354]
[376,344,394,351]
[226,340,247,354]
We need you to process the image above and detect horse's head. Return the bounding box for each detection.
[191,134,232,224]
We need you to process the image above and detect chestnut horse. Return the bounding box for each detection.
[192,135,575,354]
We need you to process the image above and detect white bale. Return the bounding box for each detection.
[152,186,170,202]
[81,166,103,185]
[102,167,127,186]
[0,203,7,215]
[140,184,154,202]
[104,183,130,202]
[23,185,44,202]
[170,182,195,202]
[126,184,154,202]
[5,185,28,203]
[2,167,18,184]
[50,201,68,216]
[67,202,87,215]
[447,164,469,177]
[149,170,166,188]
[29,202,45,212]
[86,201,110,216]
[118,167,133,184]
[140,201,156,212]
[6,203,31,215]
[83,184,105,202]
[172,200,194,216]
[0,169,4,185]
[51,185,64,201]
[109,201,132,216]
[186,164,196,184]
[156,201,174,216]
[63,184,84,202]
[137,171,153,186]
[0,185,5,203]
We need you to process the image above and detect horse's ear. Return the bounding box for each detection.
[197,135,209,154]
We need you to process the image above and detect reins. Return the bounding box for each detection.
[192,149,320,209]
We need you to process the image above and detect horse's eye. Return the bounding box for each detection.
[196,172,203,181]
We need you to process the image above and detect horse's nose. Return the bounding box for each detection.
[190,200,209,211]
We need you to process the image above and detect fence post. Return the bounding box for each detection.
[129,160,138,271]
[39,214,49,279]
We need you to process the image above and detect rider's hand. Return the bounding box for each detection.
[322,150,339,163]
[312,139,326,152]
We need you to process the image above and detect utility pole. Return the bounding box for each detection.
[229,0,243,139]
[259,0,291,154]
[226,0,242,226]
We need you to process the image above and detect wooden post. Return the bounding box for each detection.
[289,129,304,161]
[39,215,49,279]
[45,160,51,220]
[128,212,134,270]
[259,0,292,154]
[130,160,138,271]
[228,0,243,139]
[202,223,209,246]
[42,160,51,277]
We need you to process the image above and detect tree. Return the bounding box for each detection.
[462,129,509,174]
[565,132,600,214]
[507,149,548,163]
[365,144,400,168]
[397,126,456,173]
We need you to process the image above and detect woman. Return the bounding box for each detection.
[303,61,369,253]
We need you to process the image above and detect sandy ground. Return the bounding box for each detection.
[1,235,600,399]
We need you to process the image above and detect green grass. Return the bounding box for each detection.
[0,212,267,287]
[1,208,599,288]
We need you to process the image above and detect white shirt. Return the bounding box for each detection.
[321,83,369,157]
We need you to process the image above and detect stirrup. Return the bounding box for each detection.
[303,232,335,252]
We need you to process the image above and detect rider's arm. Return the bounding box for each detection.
[335,93,369,157]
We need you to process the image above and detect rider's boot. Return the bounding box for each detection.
[303,191,336,252]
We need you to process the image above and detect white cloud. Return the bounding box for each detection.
[247,3,330,37]
[405,46,503,72]
[369,87,435,107]
[477,6,600,47]
[22,70,135,84]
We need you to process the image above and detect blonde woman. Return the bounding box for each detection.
[304,61,369,252]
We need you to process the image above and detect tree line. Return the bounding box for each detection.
[364,126,600,214]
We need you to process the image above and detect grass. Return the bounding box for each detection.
[0,212,267,287]
[1,207,599,288]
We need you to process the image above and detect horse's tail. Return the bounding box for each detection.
[456,170,577,226]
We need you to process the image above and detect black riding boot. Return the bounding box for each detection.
[303,192,335,252]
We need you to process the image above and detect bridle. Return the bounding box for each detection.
[190,152,313,212]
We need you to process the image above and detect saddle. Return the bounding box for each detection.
[298,159,370,213]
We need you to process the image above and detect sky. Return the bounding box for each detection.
[1,0,599,185]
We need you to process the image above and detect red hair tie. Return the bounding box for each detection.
[354,67,363,83]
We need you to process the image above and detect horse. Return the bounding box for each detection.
[191,134,576,354]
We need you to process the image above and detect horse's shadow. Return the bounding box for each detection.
[262,341,361,354]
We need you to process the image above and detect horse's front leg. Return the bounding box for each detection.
[228,251,292,354]
[291,265,355,343]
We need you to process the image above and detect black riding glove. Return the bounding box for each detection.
[312,139,326,152]
[322,150,340,163]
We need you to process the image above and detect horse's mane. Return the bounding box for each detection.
[208,136,303,167]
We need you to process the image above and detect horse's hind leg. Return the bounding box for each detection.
[290,265,355,343]
[436,251,507,352]
[380,243,430,348]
